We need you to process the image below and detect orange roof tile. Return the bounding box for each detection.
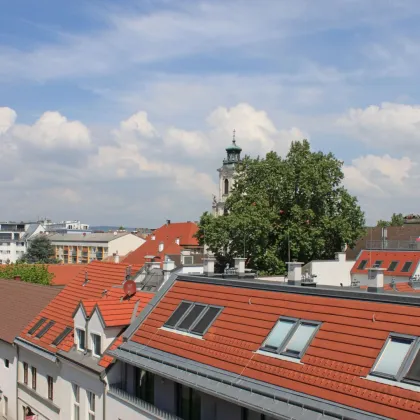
[20,261,143,355]
[351,250,420,277]
[129,279,420,420]
[124,222,199,266]
[47,264,86,286]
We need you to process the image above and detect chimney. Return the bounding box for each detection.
[203,255,216,276]
[114,251,120,264]
[163,257,175,272]
[14,275,21,281]
[234,257,246,275]
[365,267,385,292]
[158,242,164,253]
[287,262,303,285]
[335,252,346,263]
[166,219,171,225]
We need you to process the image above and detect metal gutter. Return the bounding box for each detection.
[14,337,57,362]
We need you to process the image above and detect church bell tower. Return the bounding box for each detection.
[212,130,242,216]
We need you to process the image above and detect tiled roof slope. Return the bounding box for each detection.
[351,250,420,277]
[130,280,420,420]
[383,282,420,293]
[0,279,62,343]
[20,261,142,354]
[47,264,86,285]
[124,222,199,266]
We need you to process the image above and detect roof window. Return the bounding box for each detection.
[357,259,368,270]
[52,327,73,346]
[261,317,320,359]
[28,317,47,335]
[401,261,413,273]
[164,301,222,336]
[35,320,55,338]
[373,260,383,268]
[387,261,399,272]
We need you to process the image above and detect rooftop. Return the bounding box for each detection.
[0,279,62,344]
[46,232,132,242]
[113,274,420,420]
[47,264,86,286]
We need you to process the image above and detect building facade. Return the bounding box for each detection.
[42,220,90,234]
[212,133,242,217]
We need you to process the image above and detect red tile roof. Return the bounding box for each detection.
[47,264,86,286]
[130,279,420,419]
[351,250,420,277]
[20,261,143,355]
[124,222,199,266]
[0,279,61,344]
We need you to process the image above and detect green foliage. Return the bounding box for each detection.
[376,213,405,227]
[196,140,366,275]
[0,263,52,285]
[20,235,59,264]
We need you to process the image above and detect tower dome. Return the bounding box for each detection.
[223,130,242,165]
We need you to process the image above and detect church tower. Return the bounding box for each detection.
[212,130,242,216]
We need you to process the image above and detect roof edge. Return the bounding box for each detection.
[15,337,57,362]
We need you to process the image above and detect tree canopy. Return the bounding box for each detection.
[20,235,59,264]
[376,213,405,227]
[0,263,52,285]
[196,140,365,275]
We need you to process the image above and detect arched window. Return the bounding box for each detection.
[224,179,229,195]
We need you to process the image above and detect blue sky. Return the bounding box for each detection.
[1,0,420,226]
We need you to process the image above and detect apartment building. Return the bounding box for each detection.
[42,220,90,234]
[0,279,61,420]
[46,232,145,264]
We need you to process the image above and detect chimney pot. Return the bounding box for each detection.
[114,252,120,264]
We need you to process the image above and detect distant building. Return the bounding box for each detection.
[41,219,90,234]
[43,232,145,264]
[0,222,45,264]
[212,132,242,216]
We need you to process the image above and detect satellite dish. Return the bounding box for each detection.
[123,280,137,297]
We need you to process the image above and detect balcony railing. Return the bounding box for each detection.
[109,383,181,420]
[366,240,419,250]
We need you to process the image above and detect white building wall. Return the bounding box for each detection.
[108,234,145,256]
[0,340,17,420]
[88,311,122,355]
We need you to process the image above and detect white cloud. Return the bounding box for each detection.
[0,107,17,135]
[119,111,157,138]
[11,111,91,150]
[336,102,420,151]
[164,128,210,157]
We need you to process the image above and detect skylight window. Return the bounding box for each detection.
[401,261,413,272]
[388,261,399,272]
[52,327,73,346]
[28,318,46,335]
[35,321,55,338]
[357,260,368,270]
[373,260,383,268]
[261,317,320,359]
[164,301,222,336]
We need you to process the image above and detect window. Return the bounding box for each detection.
[3,395,7,417]
[372,335,415,380]
[135,368,154,404]
[35,320,55,338]
[401,261,413,272]
[4,359,9,368]
[31,366,37,390]
[72,383,80,420]
[164,301,222,336]
[176,383,201,420]
[373,260,383,268]
[87,391,95,420]
[261,317,320,359]
[224,178,229,195]
[76,328,86,350]
[91,334,101,357]
[23,362,28,385]
[388,261,399,272]
[48,376,54,400]
[28,317,46,335]
[52,326,73,346]
[357,259,368,270]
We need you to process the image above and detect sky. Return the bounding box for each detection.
[1,0,420,227]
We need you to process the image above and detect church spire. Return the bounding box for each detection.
[224,129,242,165]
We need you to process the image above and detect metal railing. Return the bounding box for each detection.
[109,383,182,420]
[366,240,419,250]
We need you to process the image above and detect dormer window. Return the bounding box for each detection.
[91,334,101,357]
[76,328,86,351]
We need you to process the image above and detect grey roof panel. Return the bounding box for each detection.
[45,232,131,243]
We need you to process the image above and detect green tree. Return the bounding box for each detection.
[196,140,365,275]
[20,235,59,264]
[376,213,405,227]
[0,263,53,285]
